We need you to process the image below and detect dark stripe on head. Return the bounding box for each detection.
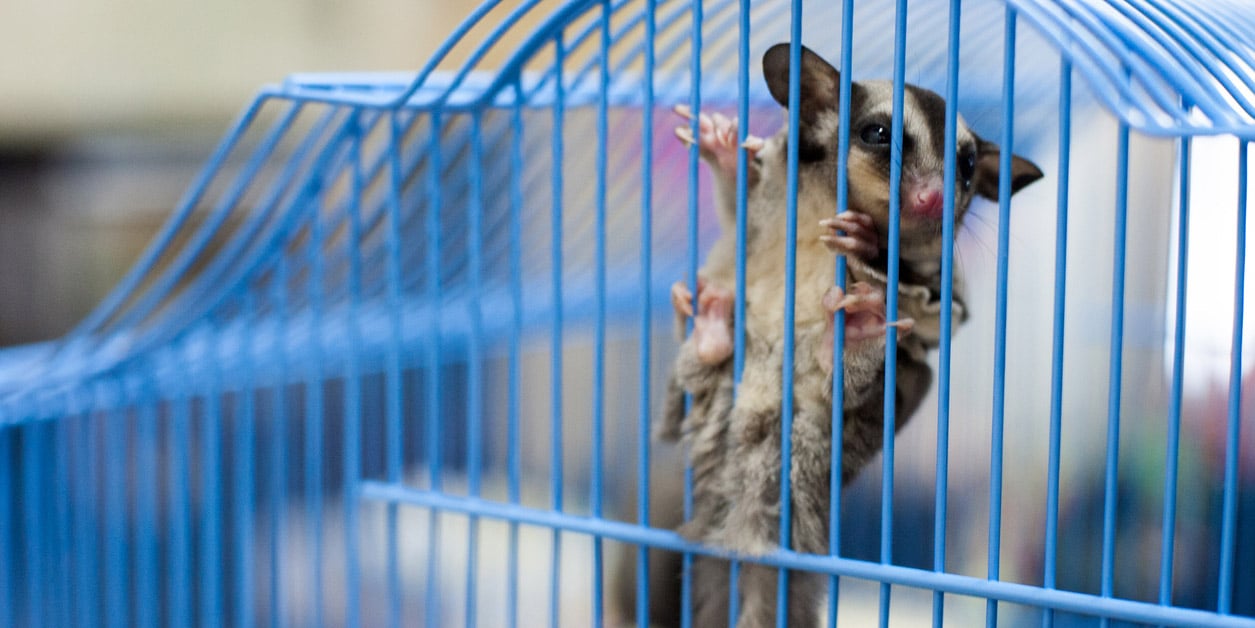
[904,84,947,162]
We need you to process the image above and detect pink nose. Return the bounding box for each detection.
[911,188,944,218]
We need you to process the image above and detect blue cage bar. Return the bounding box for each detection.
[1,0,1254,626]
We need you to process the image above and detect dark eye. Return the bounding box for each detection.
[958,150,977,188]
[859,124,890,146]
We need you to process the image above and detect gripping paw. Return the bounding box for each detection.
[671,278,735,366]
[820,282,915,375]
[819,211,880,260]
[673,104,764,177]
[693,284,734,365]
[671,279,699,319]
[823,282,914,343]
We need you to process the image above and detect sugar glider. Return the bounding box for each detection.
[632,42,1043,628]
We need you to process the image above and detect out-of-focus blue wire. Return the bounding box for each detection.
[169,395,192,628]
[636,3,656,627]
[424,107,445,628]
[24,421,45,628]
[202,357,224,627]
[733,0,750,389]
[387,0,505,107]
[54,418,71,628]
[549,33,566,628]
[305,164,328,628]
[0,429,9,628]
[1043,58,1073,628]
[105,386,128,628]
[385,109,406,628]
[934,0,964,625]
[136,399,158,628]
[343,112,365,628]
[732,0,747,612]
[101,107,343,371]
[683,2,701,625]
[465,110,486,628]
[52,96,268,353]
[1159,134,1191,613]
[507,80,525,628]
[270,258,290,628]
[75,409,99,628]
[236,292,257,628]
[89,103,304,346]
[591,4,611,625]
[987,8,1020,628]
[1218,140,1248,615]
[1100,121,1132,628]
[731,0,749,621]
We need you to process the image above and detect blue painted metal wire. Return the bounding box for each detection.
[1099,121,1132,628]
[882,0,910,624]
[1,1,1255,627]
[1042,56,1073,628]
[636,5,656,628]
[988,8,1019,628]
[1159,133,1192,614]
[829,2,855,625]
[934,0,963,624]
[1218,140,1248,615]
[779,17,804,628]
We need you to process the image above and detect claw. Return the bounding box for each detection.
[674,126,696,147]
[886,317,915,339]
[820,211,880,258]
[742,135,766,152]
[671,281,694,318]
[673,103,694,120]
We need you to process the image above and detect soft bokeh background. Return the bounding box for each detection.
[1,1,1252,626]
[0,0,543,347]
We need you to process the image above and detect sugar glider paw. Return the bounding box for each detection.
[821,283,915,372]
[671,279,697,319]
[693,284,734,365]
[824,282,914,341]
[673,104,763,177]
[819,211,880,260]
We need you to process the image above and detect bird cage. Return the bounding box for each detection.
[1,0,1254,626]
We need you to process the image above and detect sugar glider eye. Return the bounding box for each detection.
[859,124,891,146]
[958,150,977,189]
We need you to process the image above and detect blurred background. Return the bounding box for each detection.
[0,0,529,347]
[1,1,1253,626]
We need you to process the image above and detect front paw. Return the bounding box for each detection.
[673,104,764,177]
[823,282,914,344]
[693,284,734,365]
[819,211,879,260]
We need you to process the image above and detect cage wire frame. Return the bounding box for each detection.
[1,0,1254,627]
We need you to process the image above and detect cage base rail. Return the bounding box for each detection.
[360,480,1255,628]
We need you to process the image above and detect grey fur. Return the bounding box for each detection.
[613,43,1042,627]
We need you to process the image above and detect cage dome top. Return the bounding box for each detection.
[284,0,1255,141]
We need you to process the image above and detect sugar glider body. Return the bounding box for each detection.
[640,43,1043,628]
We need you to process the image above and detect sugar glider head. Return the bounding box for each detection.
[762,43,1043,249]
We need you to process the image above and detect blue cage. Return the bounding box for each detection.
[2,0,1254,626]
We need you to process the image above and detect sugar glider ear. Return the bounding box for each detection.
[763,43,840,160]
[972,138,1044,200]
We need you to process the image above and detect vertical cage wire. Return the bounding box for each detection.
[0,1,1253,627]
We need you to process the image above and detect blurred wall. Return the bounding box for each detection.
[0,1,529,346]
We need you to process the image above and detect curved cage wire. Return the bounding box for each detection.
[1,0,1254,627]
